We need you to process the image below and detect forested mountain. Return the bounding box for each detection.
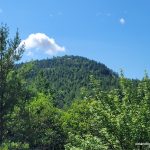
[17,55,119,107]
[1,25,149,150]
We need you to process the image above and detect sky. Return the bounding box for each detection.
[0,0,150,79]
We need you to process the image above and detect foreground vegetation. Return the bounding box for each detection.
[0,25,149,149]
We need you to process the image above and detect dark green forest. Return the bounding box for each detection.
[16,55,119,108]
[0,25,149,150]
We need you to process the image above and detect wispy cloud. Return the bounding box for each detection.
[0,9,3,13]
[106,13,111,17]
[119,17,126,25]
[49,11,63,18]
[20,33,65,57]
[57,11,63,16]
[49,14,54,17]
[96,12,112,17]
[96,12,103,16]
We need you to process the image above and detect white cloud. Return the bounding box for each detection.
[20,33,65,56]
[119,17,126,25]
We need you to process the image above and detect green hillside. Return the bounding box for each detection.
[18,55,119,107]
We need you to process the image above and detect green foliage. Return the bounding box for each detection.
[0,26,149,150]
[0,24,24,144]
[0,141,29,150]
[65,133,108,150]
[62,75,150,150]
[8,93,66,149]
[17,55,118,108]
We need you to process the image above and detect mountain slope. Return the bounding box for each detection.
[18,55,119,107]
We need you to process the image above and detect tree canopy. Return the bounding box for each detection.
[0,24,149,150]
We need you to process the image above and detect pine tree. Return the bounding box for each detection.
[0,24,24,143]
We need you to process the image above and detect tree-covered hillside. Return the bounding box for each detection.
[17,55,119,107]
[1,25,149,150]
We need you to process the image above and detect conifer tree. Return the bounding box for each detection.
[0,24,24,143]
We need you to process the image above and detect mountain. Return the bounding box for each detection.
[17,55,119,107]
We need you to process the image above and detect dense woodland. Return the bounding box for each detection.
[17,55,119,108]
[0,25,150,150]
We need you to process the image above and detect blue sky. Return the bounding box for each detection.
[0,0,150,79]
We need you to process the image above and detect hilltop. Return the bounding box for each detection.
[18,55,119,107]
